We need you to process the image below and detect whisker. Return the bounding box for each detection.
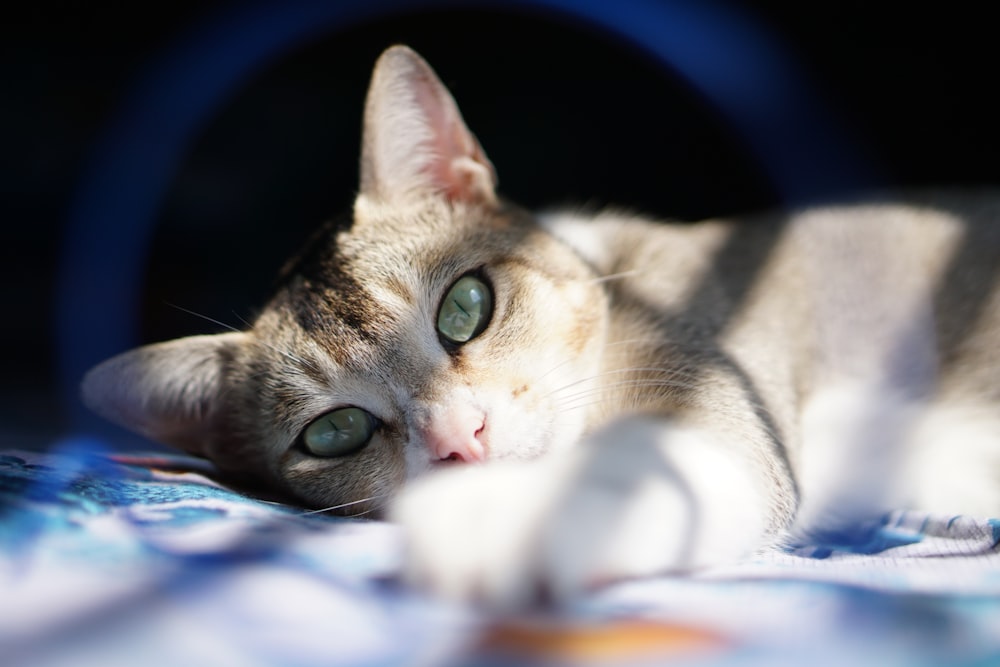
[232,311,253,327]
[166,302,241,333]
[603,337,662,349]
[299,492,390,516]
[543,366,702,402]
[536,348,645,382]
[554,398,616,415]
[532,338,691,399]
[166,301,324,376]
[553,378,696,407]
[342,505,382,519]
[258,343,324,377]
[588,269,641,285]
[256,335,326,378]
[533,355,586,385]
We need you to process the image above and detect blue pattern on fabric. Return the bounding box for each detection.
[2,446,1000,667]
[989,518,1000,548]
[788,515,926,559]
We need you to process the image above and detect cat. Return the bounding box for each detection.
[83,45,1000,608]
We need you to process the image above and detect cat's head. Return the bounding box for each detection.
[83,46,608,513]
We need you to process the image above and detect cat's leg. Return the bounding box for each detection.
[792,385,1000,537]
[905,401,1000,516]
[392,407,793,608]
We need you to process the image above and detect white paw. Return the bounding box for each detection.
[391,417,769,608]
[391,460,554,608]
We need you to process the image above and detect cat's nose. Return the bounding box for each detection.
[422,406,487,463]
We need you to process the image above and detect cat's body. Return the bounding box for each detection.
[83,46,1000,607]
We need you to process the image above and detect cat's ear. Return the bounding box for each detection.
[359,45,498,206]
[81,332,247,456]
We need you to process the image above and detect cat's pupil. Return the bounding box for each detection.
[302,407,375,457]
[437,275,493,344]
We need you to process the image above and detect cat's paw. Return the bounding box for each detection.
[391,417,769,608]
[390,459,555,607]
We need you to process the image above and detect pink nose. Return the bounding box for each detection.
[422,405,487,463]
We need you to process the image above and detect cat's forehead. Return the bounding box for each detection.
[347,197,524,263]
[310,199,532,286]
[261,200,532,366]
[284,203,454,291]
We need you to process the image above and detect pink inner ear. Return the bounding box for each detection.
[411,67,497,204]
[360,46,498,205]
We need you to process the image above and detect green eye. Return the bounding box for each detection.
[302,407,376,457]
[437,275,493,344]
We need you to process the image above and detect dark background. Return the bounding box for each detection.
[4,1,999,448]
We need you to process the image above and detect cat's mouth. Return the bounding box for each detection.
[433,453,477,468]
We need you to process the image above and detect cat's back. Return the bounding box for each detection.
[544,188,1000,281]
[787,189,1000,400]
[542,188,1000,400]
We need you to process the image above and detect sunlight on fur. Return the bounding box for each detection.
[82,45,1000,608]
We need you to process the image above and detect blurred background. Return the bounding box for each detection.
[3,1,998,449]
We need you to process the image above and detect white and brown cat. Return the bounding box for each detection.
[84,45,1000,607]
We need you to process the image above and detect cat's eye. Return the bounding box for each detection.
[437,274,493,344]
[302,407,376,457]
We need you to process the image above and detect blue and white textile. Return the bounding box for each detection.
[2,445,999,666]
